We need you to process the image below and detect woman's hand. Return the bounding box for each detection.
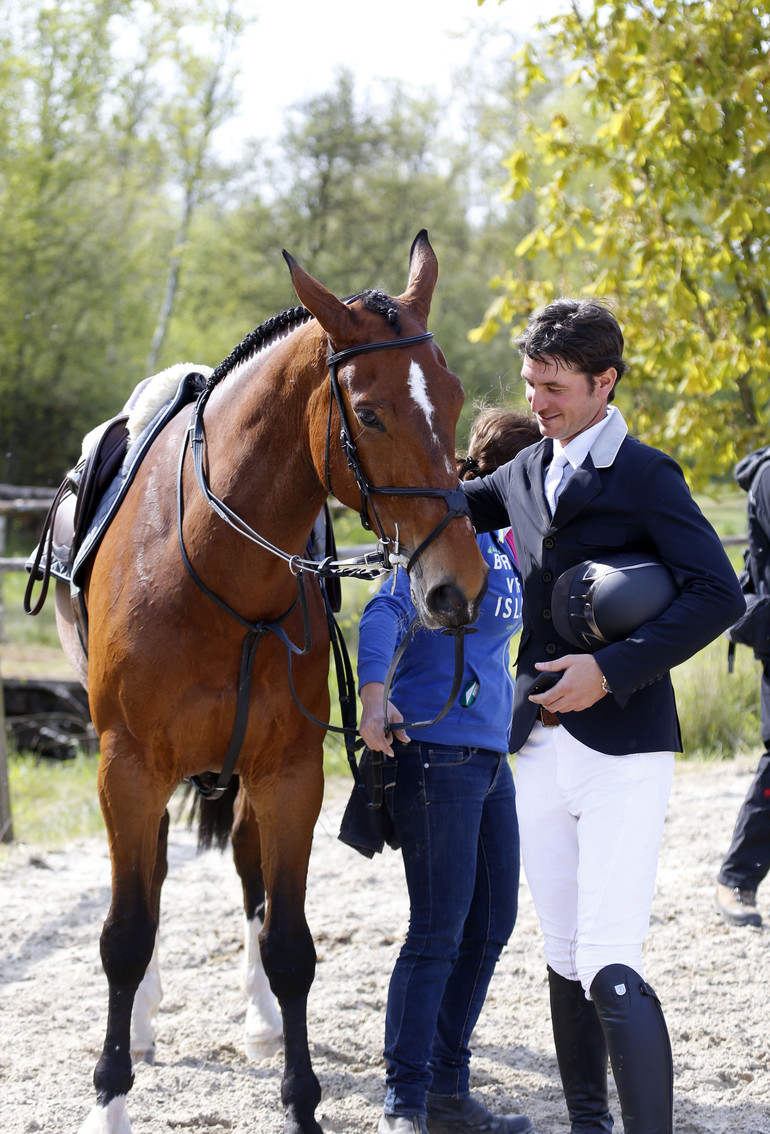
[359,682,411,757]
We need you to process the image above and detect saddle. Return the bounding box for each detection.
[71,415,131,553]
[23,413,129,617]
[24,370,208,622]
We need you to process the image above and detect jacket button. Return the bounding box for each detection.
[544,537,555,549]
[545,643,557,655]
[543,609,552,620]
[542,571,553,583]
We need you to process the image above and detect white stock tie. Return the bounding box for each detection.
[544,452,569,514]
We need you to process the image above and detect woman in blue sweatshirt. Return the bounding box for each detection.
[357,409,539,1134]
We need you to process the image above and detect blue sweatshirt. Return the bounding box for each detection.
[357,530,523,751]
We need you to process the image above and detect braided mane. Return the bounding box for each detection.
[209,305,312,385]
[209,289,401,386]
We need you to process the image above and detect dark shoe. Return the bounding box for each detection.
[379,1114,429,1134]
[548,967,613,1133]
[590,964,673,1134]
[426,1093,533,1134]
[716,883,762,927]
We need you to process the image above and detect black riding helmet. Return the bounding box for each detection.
[551,552,679,651]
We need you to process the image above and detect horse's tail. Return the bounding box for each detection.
[181,776,240,852]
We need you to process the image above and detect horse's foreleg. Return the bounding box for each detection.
[265,888,322,1134]
[231,793,283,1055]
[131,810,169,1063]
[251,762,324,1134]
[79,753,169,1134]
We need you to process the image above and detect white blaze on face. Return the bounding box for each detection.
[408,360,439,448]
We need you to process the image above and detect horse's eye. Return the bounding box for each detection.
[356,409,385,432]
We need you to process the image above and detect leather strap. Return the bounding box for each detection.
[538,705,561,728]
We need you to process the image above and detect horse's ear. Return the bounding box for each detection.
[282,250,356,340]
[396,229,438,324]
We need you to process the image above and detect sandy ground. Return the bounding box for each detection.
[1,757,769,1134]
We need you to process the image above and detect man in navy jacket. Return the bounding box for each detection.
[463,298,745,1134]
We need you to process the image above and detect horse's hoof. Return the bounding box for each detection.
[245,1031,283,1061]
[130,1042,155,1065]
[78,1096,133,1134]
[283,1104,323,1134]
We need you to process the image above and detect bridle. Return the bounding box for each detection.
[178,328,475,801]
[183,329,472,582]
[324,332,471,572]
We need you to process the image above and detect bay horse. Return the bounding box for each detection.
[53,231,488,1134]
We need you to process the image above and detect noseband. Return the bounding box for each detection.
[325,333,471,573]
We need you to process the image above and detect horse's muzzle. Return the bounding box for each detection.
[420,571,489,629]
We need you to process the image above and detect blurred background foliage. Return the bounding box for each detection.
[0,0,527,485]
[5,0,767,489]
[474,0,770,483]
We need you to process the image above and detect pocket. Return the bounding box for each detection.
[387,743,424,821]
[422,746,485,809]
[425,745,473,768]
[578,521,628,549]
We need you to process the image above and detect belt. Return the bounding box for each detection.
[538,705,561,728]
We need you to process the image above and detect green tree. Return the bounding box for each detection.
[143,0,245,371]
[476,0,770,484]
[168,67,530,440]
[0,0,247,485]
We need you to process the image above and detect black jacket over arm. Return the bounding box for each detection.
[463,410,746,755]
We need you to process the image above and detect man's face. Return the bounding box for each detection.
[522,355,615,444]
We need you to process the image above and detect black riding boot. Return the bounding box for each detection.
[590,964,673,1134]
[548,967,613,1134]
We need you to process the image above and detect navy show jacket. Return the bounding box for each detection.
[463,408,746,755]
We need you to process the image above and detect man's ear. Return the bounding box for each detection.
[595,367,618,398]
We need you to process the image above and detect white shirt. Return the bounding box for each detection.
[549,405,623,501]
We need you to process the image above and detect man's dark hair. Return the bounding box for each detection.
[516,298,627,401]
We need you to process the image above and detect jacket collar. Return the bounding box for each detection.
[588,405,628,468]
[526,406,629,529]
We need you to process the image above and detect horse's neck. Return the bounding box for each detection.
[203,329,328,557]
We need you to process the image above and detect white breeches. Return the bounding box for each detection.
[515,721,674,993]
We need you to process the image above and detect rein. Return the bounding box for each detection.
[381,618,477,732]
[179,330,473,800]
[184,382,387,585]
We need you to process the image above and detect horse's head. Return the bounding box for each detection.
[283,230,488,629]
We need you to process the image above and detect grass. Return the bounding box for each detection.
[694,488,748,539]
[1,487,762,851]
[3,750,105,849]
[1,570,76,679]
[672,635,762,760]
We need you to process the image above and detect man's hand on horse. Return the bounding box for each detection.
[359,682,410,756]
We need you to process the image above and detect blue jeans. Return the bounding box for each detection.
[381,740,520,1117]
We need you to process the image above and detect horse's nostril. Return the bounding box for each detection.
[426,582,468,625]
